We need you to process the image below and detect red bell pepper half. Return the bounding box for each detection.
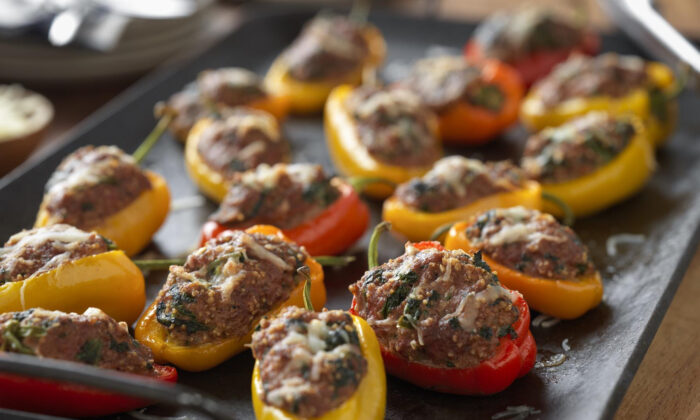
[200,180,369,256]
[464,31,600,87]
[350,240,536,395]
[0,363,177,417]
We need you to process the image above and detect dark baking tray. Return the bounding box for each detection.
[1,5,699,420]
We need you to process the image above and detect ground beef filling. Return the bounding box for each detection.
[0,224,110,285]
[43,146,152,229]
[346,87,440,167]
[466,207,595,280]
[156,83,206,141]
[284,15,369,82]
[210,163,340,230]
[154,231,308,345]
[252,307,367,418]
[534,54,648,108]
[0,308,155,375]
[196,109,290,178]
[396,156,527,213]
[473,9,585,63]
[522,112,636,183]
[198,68,267,107]
[401,56,505,112]
[349,244,519,369]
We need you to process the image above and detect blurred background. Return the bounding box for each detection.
[0,0,698,179]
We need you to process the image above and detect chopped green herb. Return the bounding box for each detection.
[76,338,102,364]
[448,317,461,330]
[446,361,455,368]
[478,326,493,340]
[472,250,492,273]
[109,338,130,353]
[498,325,518,339]
[380,270,419,318]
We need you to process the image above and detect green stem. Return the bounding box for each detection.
[542,192,575,227]
[132,258,184,271]
[132,114,173,164]
[297,267,314,311]
[349,0,371,24]
[314,255,356,267]
[430,222,455,242]
[347,176,396,194]
[368,222,391,269]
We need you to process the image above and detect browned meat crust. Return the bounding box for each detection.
[465,207,595,279]
[522,112,636,183]
[396,156,527,213]
[0,308,154,375]
[154,230,308,345]
[350,244,518,369]
[43,146,151,229]
[0,224,109,285]
[252,307,367,418]
[210,163,340,230]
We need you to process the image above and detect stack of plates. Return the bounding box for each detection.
[0,0,213,84]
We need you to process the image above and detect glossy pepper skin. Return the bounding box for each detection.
[0,250,145,324]
[0,363,177,418]
[382,180,542,241]
[535,116,654,218]
[444,222,603,319]
[251,314,386,420]
[264,24,386,114]
[464,31,599,87]
[199,180,369,256]
[351,241,536,395]
[35,171,170,257]
[325,85,441,199]
[438,60,524,145]
[135,225,327,372]
[520,62,676,147]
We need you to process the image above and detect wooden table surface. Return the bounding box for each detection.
[1,1,698,419]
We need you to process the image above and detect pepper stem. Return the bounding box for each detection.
[347,176,396,194]
[368,222,391,269]
[297,266,314,311]
[349,0,371,24]
[132,114,173,164]
[314,255,356,267]
[542,192,575,226]
[430,222,455,242]
[132,258,184,271]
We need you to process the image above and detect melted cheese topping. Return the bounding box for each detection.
[3,225,93,254]
[480,207,566,247]
[238,232,293,271]
[412,56,471,87]
[47,146,135,193]
[354,88,422,119]
[223,110,280,141]
[241,163,321,190]
[423,156,487,196]
[213,67,261,88]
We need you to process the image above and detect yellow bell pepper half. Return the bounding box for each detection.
[537,116,654,218]
[0,250,145,324]
[383,181,542,241]
[520,62,677,147]
[35,171,170,257]
[134,225,327,372]
[325,85,441,199]
[251,314,386,420]
[185,118,229,203]
[264,25,386,115]
[445,222,602,319]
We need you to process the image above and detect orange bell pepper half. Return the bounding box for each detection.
[444,222,603,319]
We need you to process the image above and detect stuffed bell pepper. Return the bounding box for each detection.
[265,14,386,114]
[520,53,677,147]
[185,108,291,202]
[0,224,145,323]
[199,163,369,256]
[465,8,599,86]
[35,145,170,257]
[325,85,441,198]
[135,225,327,371]
[156,67,290,143]
[445,207,603,319]
[349,236,535,395]
[521,111,654,217]
[399,55,523,144]
[250,306,385,420]
[0,307,177,418]
[383,156,542,241]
